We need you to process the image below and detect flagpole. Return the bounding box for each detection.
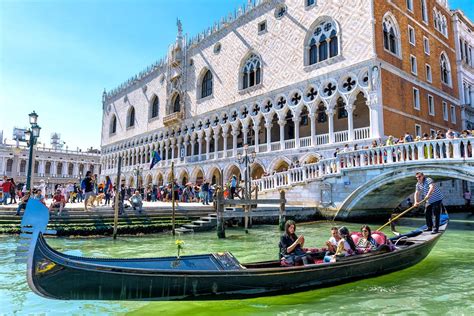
[171,161,176,236]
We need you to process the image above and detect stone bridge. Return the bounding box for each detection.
[253,138,474,220]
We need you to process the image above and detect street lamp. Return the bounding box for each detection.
[236,144,256,200]
[133,166,143,190]
[26,111,41,192]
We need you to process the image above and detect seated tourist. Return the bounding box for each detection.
[356,225,379,253]
[32,188,46,205]
[279,220,311,266]
[49,189,66,215]
[15,192,31,216]
[325,226,341,254]
[129,190,143,213]
[324,226,357,263]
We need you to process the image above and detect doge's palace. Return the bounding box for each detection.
[100,0,463,192]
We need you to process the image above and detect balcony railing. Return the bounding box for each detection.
[163,112,184,126]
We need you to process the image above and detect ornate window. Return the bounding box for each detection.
[110,115,117,134]
[201,70,213,98]
[151,96,159,119]
[173,94,181,112]
[127,107,135,128]
[242,54,261,89]
[383,14,400,56]
[440,53,451,85]
[308,19,339,65]
[433,9,447,37]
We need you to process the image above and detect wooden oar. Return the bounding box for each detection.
[377,198,427,231]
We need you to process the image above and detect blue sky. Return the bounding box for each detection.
[1,0,473,150]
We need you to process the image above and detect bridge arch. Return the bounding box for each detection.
[337,163,474,220]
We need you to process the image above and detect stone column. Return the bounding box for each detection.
[62,162,67,177]
[368,92,384,139]
[205,134,211,159]
[347,107,354,142]
[171,139,177,160]
[242,125,248,145]
[159,142,164,162]
[278,120,285,149]
[293,116,300,149]
[327,109,334,144]
[213,130,219,159]
[253,124,260,152]
[265,122,272,152]
[198,134,203,157]
[310,113,316,147]
[222,128,228,158]
[189,138,195,157]
[73,163,79,177]
[165,141,170,161]
[232,128,238,157]
[52,161,57,176]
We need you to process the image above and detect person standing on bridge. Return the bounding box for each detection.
[414,172,444,234]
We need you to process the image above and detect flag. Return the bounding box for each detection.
[150,151,161,169]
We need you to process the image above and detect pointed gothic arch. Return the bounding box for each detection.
[240,53,262,90]
[382,12,401,57]
[306,16,340,65]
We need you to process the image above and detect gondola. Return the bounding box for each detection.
[17,199,448,301]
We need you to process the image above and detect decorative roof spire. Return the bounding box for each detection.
[177,18,183,39]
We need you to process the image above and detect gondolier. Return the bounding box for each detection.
[414,172,444,234]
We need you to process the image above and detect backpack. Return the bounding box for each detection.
[81,178,86,190]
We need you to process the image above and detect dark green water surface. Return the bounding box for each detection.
[1,214,473,315]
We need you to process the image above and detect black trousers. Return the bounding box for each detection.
[425,200,442,231]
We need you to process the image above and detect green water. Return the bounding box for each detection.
[1,215,473,315]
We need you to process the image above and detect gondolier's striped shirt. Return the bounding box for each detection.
[416,177,443,205]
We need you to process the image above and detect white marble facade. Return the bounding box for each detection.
[100,0,389,187]
[0,142,100,188]
[452,9,474,130]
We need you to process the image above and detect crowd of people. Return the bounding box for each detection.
[278,171,452,266]
[279,220,390,266]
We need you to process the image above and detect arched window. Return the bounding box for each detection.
[317,103,327,123]
[383,15,400,56]
[110,115,117,134]
[440,53,451,85]
[336,97,348,119]
[308,19,339,65]
[127,107,135,128]
[242,54,261,89]
[151,96,159,118]
[201,70,213,98]
[433,9,448,37]
[173,94,181,113]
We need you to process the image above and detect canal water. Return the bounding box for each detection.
[1,215,473,315]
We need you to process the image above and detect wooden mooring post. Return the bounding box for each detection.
[216,188,225,239]
[215,188,286,237]
[279,190,286,231]
[113,156,122,240]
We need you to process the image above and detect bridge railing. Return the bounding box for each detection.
[252,137,473,193]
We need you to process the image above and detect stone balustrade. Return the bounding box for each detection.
[252,137,474,193]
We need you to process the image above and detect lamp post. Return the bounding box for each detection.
[25,111,41,192]
[236,144,256,200]
[133,166,143,190]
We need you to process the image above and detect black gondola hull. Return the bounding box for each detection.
[29,230,442,301]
